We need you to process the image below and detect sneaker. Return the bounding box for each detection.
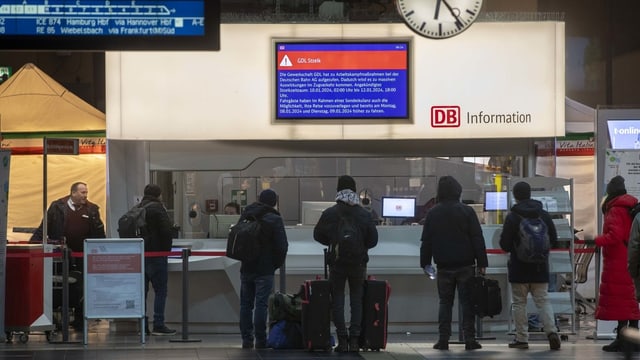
[151,326,176,336]
[242,341,253,349]
[348,337,360,352]
[465,340,482,350]
[509,340,529,349]
[433,340,449,350]
[548,332,561,350]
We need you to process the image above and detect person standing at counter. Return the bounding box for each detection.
[420,176,487,351]
[314,175,378,352]
[594,175,640,352]
[30,181,106,331]
[239,189,288,349]
[499,181,560,350]
[140,184,176,336]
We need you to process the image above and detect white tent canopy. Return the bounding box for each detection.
[0,63,106,241]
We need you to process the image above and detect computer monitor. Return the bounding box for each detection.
[484,192,508,211]
[301,201,335,225]
[209,214,240,238]
[381,197,416,218]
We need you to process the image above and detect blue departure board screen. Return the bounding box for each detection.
[0,0,219,50]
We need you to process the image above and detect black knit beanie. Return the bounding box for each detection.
[336,175,356,192]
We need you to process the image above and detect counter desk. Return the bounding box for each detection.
[154,225,571,334]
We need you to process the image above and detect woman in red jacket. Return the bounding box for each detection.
[596,175,640,352]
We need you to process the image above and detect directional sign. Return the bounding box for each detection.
[0,0,220,51]
[45,138,79,155]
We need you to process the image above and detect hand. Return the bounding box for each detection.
[478,267,486,276]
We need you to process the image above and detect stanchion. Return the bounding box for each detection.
[169,248,201,343]
[49,246,80,344]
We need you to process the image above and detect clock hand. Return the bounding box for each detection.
[442,0,464,29]
[434,0,442,19]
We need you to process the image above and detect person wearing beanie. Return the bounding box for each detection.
[238,189,288,349]
[596,176,640,352]
[138,184,176,336]
[421,176,488,351]
[499,180,561,350]
[30,181,105,331]
[313,175,378,352]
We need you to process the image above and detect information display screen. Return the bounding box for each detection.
[607,120,640,150]
[274,40,411,121]
[0,0,219,50]
[484,192,508,211]
[381,197,415,218]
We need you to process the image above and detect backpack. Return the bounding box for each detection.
[226,214,263,262]
[515,214,550,263]
[327,206,366,265]
[267,320,304,349]
[268,291,303,323]
[118,203,152,238]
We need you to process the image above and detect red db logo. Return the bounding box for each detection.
[431,106,461,128]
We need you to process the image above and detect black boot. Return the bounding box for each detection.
[335,336,348,352]
[348,336,360,352]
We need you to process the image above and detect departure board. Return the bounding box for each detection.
[0,0,220,51]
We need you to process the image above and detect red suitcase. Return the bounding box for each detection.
[359,276,391,351]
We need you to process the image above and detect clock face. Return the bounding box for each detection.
[397,0,483,39]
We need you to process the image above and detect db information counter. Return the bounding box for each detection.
[156,225,574,334]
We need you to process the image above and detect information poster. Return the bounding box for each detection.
[84,239,144,319]
[603,149,640,198]
[0,151,11,341]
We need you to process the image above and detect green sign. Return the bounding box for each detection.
[231,190,247,206]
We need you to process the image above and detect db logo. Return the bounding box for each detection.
[431,106,461,128]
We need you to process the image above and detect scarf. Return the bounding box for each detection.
[335,189,360,206]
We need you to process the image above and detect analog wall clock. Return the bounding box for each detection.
[396,0,483,39]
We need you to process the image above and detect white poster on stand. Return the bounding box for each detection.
[84,239,144,319]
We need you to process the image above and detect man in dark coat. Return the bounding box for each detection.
[31,181,105,331]
[239,189,288,349]
[499,181,561,350]
[420,175,488,351]
[314,175,378,352]
[139,184,176,336]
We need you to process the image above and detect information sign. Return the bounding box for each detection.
[0,0,219,50]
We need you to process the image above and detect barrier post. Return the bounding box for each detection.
[170,248,201,343]
[49,246,80,344]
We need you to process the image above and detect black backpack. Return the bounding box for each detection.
[327,206,366,265]
[515,214,550,263]
[630,203,640,220]
[118,203,152,238]
[226,214,263,262]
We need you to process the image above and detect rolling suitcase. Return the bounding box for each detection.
[467,275,502,318]
[300,249,332,351]
[360,276,390,351]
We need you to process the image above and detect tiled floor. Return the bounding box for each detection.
[1,313,636,360]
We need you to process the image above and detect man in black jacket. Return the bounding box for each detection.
[314,175,378,352]
[420,176,488,351]
[140,184,176,336]
[499,181,561,350]
[239,189,288,349]
[31,181,106,331]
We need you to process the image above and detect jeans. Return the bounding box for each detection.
[239,273,274,345]
[435,265,475,341]
[145,256,169,328]
[512,282,556,342]
[329,263,366,337]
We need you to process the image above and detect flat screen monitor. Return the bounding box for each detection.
[484,192,508,211]
[274,39,411,122]
[301,201,335,225]
[381,197,416,218]
[0,0,220,51]
[607,120,640,149]
[209,214,240,238]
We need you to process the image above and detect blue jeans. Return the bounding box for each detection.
[145,256,169,328]
[329,263,366,337]
[435,265,475,341]
[239,273,274,345]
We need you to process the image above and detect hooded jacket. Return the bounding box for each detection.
[239,201,288,276]
[595,193,640,320]
[499,198,558,283]
[420,177,488,270]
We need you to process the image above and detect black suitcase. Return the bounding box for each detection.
[360,276,390,351]
[467,275,502,318]
[300,249,332,351]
